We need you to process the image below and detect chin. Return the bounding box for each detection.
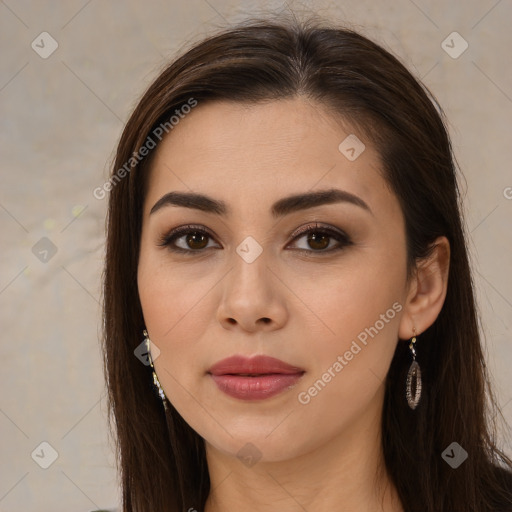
[200,423,315,464]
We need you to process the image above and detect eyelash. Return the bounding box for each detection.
[157,222,353,256]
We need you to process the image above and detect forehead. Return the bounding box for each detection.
[144,98,395,219]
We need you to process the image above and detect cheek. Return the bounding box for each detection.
[137,250,218,396]
[292,286,402,448]
[138,247,215,338]
[293,247,405,404]
[298,245,405,343]
[289,254,403,398]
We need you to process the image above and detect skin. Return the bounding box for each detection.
[137,98,450,512]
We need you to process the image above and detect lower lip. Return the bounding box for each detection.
[210,373,304,400]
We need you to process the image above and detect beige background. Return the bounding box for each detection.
[1,0,511,510]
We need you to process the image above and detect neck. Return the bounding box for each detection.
[203,389,403,512]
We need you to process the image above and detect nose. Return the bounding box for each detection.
[216,250,288,333]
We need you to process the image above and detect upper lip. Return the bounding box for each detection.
[208,355,305,376]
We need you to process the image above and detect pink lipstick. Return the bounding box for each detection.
[208,355,305,400]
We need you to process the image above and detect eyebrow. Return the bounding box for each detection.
[149,188,373,217]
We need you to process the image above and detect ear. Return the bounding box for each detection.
[398,236,450,340]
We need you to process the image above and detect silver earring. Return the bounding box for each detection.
[406,328,422,410]
[143,329,168,410]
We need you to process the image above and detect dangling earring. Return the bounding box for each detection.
[406,327,422,410]
[143,329,168,410]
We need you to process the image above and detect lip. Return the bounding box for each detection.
[208,355,305,400]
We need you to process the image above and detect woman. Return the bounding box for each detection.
[102,17,512,512]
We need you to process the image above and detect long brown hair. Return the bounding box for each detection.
[102,16,512,511]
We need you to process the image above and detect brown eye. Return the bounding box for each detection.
[288,224,352,253]
[158,225,220,253]
[305,232,330,251]
[184,232,209,250]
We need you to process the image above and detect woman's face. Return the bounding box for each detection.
[138,98,411,462]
